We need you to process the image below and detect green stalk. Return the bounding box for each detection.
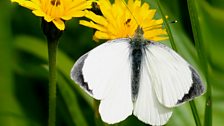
[42,20,63,126]
[204,88,212,126]
[189,101,202,126]
[155,0,202,125]
[0,1,27,125]
[190,101,202,126]
[47,38,59,126]
[187,0,212,126]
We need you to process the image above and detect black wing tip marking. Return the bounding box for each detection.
[71,54,93,94]
[177,66,205,104]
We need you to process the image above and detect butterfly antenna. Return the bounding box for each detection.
[120,0,139,26]
[120,1,164,32]
[170,20,178,24]
[144,19,178,31]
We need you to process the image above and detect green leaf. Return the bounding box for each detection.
[191,1,224,126]
[14,35,95,125]
[57,72,88,126]
[14,35,94,109]
[0,1,33,126]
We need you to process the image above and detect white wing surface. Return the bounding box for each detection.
[144,42,205,108]
[71,38,133,124]
[133,54,172,125]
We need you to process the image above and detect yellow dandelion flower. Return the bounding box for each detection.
[11,0,92,30]
[80,0,168,41]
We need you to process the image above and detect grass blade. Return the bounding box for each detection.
[0,1,33,125]
[14,36,94,125]
[189,101,202,126]
[155,0,203,126]
[154,0,177,51]
[187,0,211,126]
[57,72,88,126]
[14,36,94,108]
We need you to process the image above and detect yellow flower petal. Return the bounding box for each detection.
[44,15,54,22]
[12,0,91,30]
[150,36,169,41]
[79,20,106,32]
[32,10,45,17]
[85,11,108,26]
[67,0,90,11]
[94,31,110,40]
[62,11,85,20]
[19,0,39,10]
[31,0,40,4]
[80,0,168,41]
[11,0,23,3]
[52,19,65,30]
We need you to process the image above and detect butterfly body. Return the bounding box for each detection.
[71,26,205,125]
[130,27,146,102]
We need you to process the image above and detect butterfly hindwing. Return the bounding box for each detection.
[133,55,172,125]
[144,42,205,107]
[71,38,133,124]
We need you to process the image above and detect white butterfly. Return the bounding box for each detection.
[70,26,205,125]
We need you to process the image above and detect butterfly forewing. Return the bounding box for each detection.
[71,38,133,124]
[144,42,205,107]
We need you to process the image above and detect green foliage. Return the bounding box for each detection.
[1,0,224,126]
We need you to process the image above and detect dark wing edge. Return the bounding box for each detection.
[177,66,206,104]
[70,53,93,94]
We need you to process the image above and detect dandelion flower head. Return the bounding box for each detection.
[80,0,168,41]
[12,0,92,30]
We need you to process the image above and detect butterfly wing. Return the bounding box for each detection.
[144,42,205,108]
[71,38,133,124]
[133,56,172,125]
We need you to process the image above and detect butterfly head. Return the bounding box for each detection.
[131,26,146,45]
[134,26,144,38]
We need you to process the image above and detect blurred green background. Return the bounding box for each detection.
[0,0,223,126]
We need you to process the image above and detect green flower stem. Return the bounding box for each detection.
[47,38,59,126]
[155,0,201,125]
[42,19,63,126]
